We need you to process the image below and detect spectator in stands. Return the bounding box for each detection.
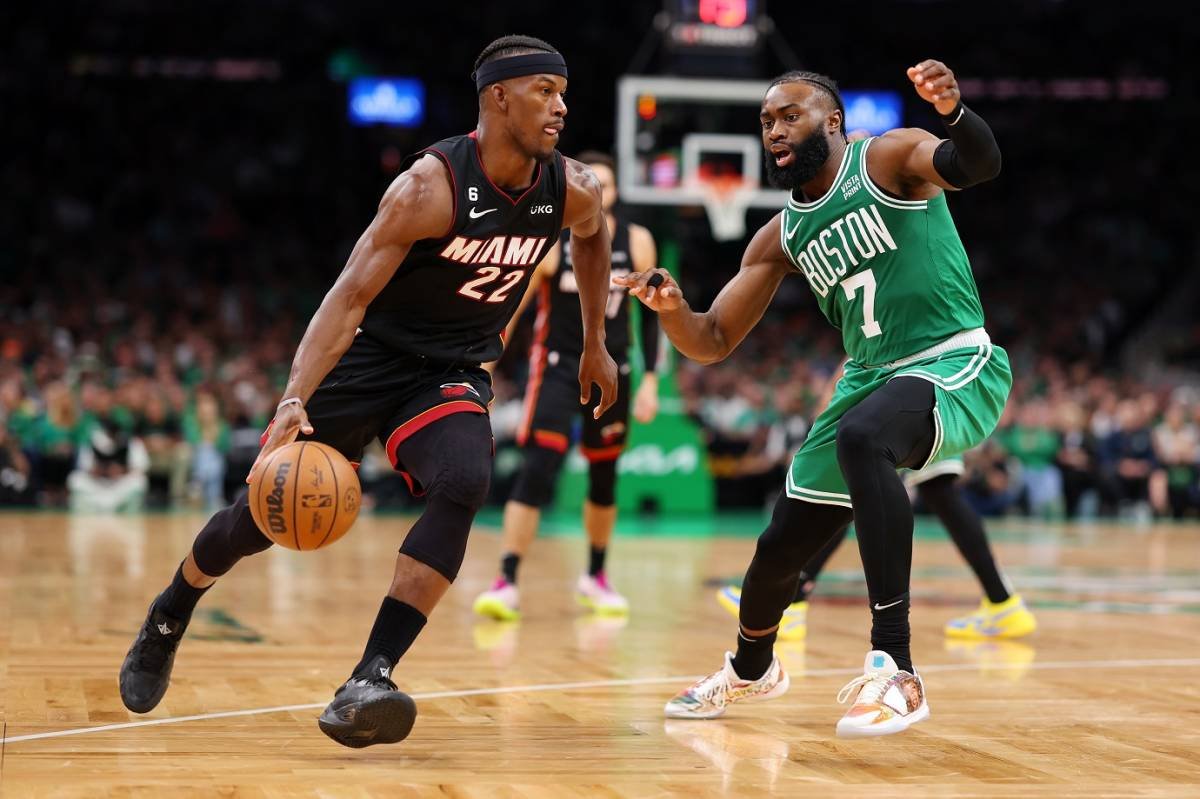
[1099,399,1157,518]
[1055,400,1100,518]
[136,390,188,507]
[1150,401,1199,518]
[183,390,229,508]
[1000,400,1063,517]
[67,416,149,512]
[28,381,84,506]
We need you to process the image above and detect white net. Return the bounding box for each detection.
[699,179,755,242]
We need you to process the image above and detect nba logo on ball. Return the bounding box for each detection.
[249,441,362,551]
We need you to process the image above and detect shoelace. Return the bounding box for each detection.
[346,674,397,692]
[837,673,889,706]
[688,667,733,705]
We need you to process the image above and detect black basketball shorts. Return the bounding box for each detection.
[261,332,493,494]
[517,350,631,463]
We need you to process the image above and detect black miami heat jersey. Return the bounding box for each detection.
[359,132,567,364]
[540,220,632,362]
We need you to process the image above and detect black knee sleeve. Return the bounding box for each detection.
[398,494,477,583]
[587,459,617,506]
[191,493,273,577]
[509,445,566,508]
[394,413,493,583]
[421,441,492,511]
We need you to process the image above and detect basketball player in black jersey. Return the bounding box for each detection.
[473,151,660,621]
[118,35,619,749]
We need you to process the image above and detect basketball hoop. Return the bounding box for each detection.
[696,175,754,242]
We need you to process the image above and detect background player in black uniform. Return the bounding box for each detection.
[474,152,659,620]
[117,35,619,749]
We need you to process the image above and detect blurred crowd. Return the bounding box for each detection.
[2,1,1195,517]
[674,316,1200,519]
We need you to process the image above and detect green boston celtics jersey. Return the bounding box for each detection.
[780,136,985,365]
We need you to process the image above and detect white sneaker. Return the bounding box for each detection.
[473,578,520,621]
[575,572,629,615]
[664,652,789,719]
[835,650,929,738]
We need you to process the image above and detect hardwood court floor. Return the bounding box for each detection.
[1,511,1198,797]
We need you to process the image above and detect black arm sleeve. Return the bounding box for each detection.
[931,103,1001,188]
[639,303,660,373]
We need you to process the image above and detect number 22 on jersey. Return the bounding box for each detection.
[458,268,525,303]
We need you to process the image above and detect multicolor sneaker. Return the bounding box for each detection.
[473,578,520,621]
[835,650,929,738]
[664,651,789,719]
[716,585,807,641]
[576,572,629,615]
[944,594,1037,639]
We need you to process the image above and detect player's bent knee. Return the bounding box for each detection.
[835,413,880,462]
[192,493,273,577]
[509,446,566,507]
[427,454,491,510]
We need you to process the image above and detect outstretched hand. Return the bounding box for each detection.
[614,269,683,314]
[906,59,961,116]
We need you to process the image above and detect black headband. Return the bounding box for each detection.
[473,52,568,93]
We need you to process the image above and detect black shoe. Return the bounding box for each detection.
[119,603,186,713]
[317,657,418,749]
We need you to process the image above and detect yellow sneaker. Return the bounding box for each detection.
[716,586,807,641]
[944,594,1036,639]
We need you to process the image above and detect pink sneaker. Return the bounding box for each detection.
[473,577,520,621]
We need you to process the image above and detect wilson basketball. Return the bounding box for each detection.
[249,441,361,551]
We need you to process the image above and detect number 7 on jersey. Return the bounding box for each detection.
[840,269,883,338]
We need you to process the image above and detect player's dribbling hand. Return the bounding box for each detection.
[906,59,961,116]
[615,269,683,314]
[246,402,314,485]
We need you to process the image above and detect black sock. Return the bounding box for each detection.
[154,563,210,627]
[351,597,427,680]
[869,593,913,673]
[501,553,520,585]
[731,628,777,681]
[588,546,606,577]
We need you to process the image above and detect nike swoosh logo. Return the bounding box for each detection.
[469,207,498,219]
[873,599,904,611]
[785,220,803,240]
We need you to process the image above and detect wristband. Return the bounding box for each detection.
[277,397,304,412]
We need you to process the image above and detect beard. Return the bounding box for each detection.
[763,130,831,191]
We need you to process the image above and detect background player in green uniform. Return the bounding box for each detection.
[618,59,1007,738]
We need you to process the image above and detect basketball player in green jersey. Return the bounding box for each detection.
[617,59,1008,738]
[717,359,1037,644]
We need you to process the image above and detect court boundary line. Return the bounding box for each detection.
[6,656,1200,745]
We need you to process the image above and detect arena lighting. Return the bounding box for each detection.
[841,91,903,135]
[347,77,424,127]
[698,0,748,27]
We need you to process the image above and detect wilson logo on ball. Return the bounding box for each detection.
[265,462,292,534]
[301,494,333,508]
